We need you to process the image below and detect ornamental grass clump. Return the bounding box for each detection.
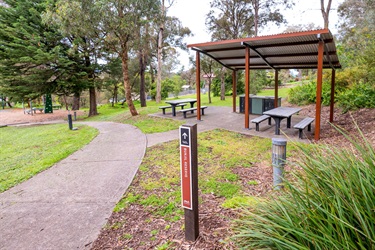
[233,129,375,250]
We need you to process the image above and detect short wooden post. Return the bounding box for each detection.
[180,124,199,241]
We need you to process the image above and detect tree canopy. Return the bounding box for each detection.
[0,0,68,100]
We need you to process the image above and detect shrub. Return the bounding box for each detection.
[233,128,375,250]
[288,81,333,106]
[337,83,375,113]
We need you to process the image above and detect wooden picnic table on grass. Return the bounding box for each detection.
[165,98,197,116]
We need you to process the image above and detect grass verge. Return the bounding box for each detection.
[92,129,300,249]
[0,124,98,192]
[82,103,184,134]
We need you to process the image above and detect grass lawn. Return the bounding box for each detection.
[0,124,98,193]
[257,87,290,97]
[83,103,185,134]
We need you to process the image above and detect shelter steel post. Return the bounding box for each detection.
[196,51,201,121]
[245,46,250,129]
[315,40,324,141]
[274,70,279,108]
[330,69,336,123]
[232,70,237,113]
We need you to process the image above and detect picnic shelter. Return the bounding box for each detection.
[187,29,341,140]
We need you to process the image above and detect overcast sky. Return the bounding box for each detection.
[168,0,344,70]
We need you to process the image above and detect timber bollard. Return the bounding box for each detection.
[180,124,199,241]
[272,138,287,189]
[68,114,73,130]
[74,111,77,121]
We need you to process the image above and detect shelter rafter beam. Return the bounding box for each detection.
[320,37,337,70]
[190,48,235,71]
[242,42,276,70]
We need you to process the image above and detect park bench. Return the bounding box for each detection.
[179,106,208,118]
[32,107,44,113]
[159,103,186,114]
[293,117,314,139]
[251,115,271,131]
[52,104,61,110]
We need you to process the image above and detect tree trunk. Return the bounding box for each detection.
[85,51,98,116]
[88,87,98,116]
[139,49,147,107]
[72,92,80,110]
[112,84,118,107]
[208,78,212,104]
[6,97,12,108]
[63,95,69,110]
[321,0,332,29]
[156,0,165,103]
[121,43,138,116]
[156,27,163,103]
[253,0,259,36]
[220,66,226,100]
[150,62,155,84]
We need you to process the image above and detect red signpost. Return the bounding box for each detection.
[181,144,192,209]
[180,124,199,241]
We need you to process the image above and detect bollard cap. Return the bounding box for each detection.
[272,138,287,146]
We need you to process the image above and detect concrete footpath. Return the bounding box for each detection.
[0,122,147,249]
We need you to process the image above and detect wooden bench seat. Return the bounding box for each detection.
[159,103,186,114]
[251,115,271,131]
[293,117,314,139]
[179,106,208,118]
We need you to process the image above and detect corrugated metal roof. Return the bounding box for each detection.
[187,29,341,70]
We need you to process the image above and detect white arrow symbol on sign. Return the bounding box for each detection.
[182,132,188,139]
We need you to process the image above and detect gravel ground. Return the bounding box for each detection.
[0,108,85,126]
